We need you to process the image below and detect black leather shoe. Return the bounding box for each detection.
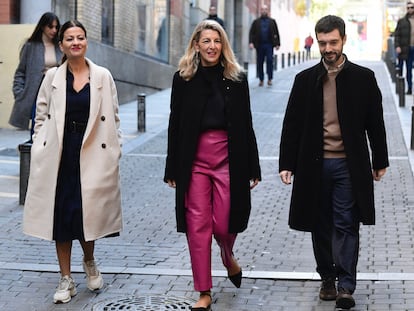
[336,287,355,309]
[407,89,412,95]
[190,291,211,311]
[319,277,337,301]
[228,269,242,288]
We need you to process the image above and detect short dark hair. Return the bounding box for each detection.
[315,15,346,38]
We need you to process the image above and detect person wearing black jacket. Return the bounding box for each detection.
[394,1,414,94]
[164,20,261,311]
[279,15,388,310]
[205,5,224,29]
[249,4,280,86]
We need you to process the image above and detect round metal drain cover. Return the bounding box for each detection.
[92,295,194,310]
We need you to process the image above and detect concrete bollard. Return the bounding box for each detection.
[18,142,31,205]
[137,93,146,132]
[397,75,405,107]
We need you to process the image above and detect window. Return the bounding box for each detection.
[53,0,76,23]
[135,0,169,62]
[102,0,114,45]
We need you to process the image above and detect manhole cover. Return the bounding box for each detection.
[92,295,194,310]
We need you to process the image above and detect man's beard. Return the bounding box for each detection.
[323,52,341,66]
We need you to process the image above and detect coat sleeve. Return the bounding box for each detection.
[394,19,402,48]
[164,72,182,182]
[12,41,30,98]
[279,74,305,173]
[33,67,57,140]
[365,72,389,170]
[272,19,280,47]
[108,71,122,147]
[242,76,261,180]
[249,20,256,46]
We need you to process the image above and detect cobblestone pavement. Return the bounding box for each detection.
[1,60,414,310]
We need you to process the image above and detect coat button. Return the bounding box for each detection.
[47,114,51,119]
[101,116,106,121]
[101,143,106,148]
[43,141,46,146]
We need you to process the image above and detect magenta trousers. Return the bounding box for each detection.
[185,130,237,291]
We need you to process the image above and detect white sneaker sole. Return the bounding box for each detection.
[53,287,77,304]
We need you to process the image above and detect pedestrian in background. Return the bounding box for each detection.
[23,20,123,304]
[304,33,314,60]
[9,12,62,135]
[394,1,414,94]
[164,20,261,311]
[248,4,280,86]
[205,5,224,29]
[279,15,388,309]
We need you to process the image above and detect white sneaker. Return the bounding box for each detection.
[53,275,77,303]
[83,259,104,291]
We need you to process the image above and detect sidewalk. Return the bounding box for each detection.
[1,60,414,310]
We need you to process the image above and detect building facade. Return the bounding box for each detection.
[0,0,303,128]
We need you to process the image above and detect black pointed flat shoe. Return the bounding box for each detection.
[228,269,242,288]
[190,306,211,311]
[190,291,211,311]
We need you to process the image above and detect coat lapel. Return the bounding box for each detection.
[51,63,68,147]
[83,59,102,141]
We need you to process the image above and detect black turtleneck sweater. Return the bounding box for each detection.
[199,64,227,131]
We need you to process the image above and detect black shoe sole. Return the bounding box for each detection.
[336,297,355,309]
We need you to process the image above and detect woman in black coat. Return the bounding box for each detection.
[164,20,261,311]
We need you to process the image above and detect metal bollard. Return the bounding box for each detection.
[243,61,248,76]
[288,52,291,67]
[281,53,285,69]
[293,53,296,65]
[396,74,400,94]
[397,75,405,107]
[274,54,278,71]
[137,93,146,132]
[18,142,32,205]
[411,106,414,150]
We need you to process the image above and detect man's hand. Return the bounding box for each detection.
[372,168,386,181]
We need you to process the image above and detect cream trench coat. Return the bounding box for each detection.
[23,58,122,241]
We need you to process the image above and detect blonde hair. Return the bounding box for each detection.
[178,20,243,81]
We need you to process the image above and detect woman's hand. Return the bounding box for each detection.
[167,179,176,188]
[279,170,292,185]
[250,178,259,189]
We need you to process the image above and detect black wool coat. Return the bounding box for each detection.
[279,58,389,232]
[394,14,412,60]
[164,67,261,233]
[249,16,280,48]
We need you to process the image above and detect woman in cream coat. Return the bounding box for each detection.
[23,20,122,304]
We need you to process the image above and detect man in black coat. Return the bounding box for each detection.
[205,5,224,29]
[394,1,414,94]
[248,4,280,86]
[279,15,389,310]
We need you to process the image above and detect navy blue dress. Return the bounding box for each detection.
[53,70,90,242]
